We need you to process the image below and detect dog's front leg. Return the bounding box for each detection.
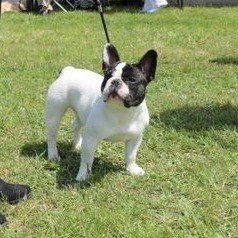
[124,137,145,176]
[75,136,99,181]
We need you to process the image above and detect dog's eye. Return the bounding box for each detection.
[127,78,136,84]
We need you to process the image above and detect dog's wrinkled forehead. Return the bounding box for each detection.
[105,62,147,83]
[112,62,127,79]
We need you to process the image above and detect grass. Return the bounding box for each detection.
[0,5,238,237]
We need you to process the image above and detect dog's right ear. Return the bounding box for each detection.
[102,44,120,73]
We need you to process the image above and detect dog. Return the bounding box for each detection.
[46,43,158,181]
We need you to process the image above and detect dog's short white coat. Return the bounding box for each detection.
[46,65,150,181]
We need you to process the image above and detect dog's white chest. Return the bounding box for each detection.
[85,99,149,142]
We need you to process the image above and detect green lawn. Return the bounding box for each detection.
[0,6,238,237]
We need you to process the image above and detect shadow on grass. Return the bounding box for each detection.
[210,57,238,65]
[158,103,238,131]
[20,141,48,159]
[20,142,122,188]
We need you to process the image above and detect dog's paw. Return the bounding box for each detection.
[48,150,61,161]
[75,168,89,182]
[126,163,145,176]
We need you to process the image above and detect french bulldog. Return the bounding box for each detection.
[46,43,157,181]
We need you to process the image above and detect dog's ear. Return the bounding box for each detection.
[137,50,158,83]
[102,44,120,73]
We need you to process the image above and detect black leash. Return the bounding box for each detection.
[0,0,2,20]
[94,0,110,43]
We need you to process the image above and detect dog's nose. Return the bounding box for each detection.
[111,79,120,87]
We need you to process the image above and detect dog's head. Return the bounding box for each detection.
[101,44,158,108]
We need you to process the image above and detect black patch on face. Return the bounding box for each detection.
[121,64,147,108]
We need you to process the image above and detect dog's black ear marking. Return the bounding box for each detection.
[102,44,120,73]
[137,50,158,83]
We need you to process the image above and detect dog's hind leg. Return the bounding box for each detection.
[46,101,66,161]
[72,116,83,150]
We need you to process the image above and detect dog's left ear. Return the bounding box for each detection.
[137,50,158,83]
[102,44,120,73]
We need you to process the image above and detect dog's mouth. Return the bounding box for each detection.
[103,90,125,103]
[103,91,136,108]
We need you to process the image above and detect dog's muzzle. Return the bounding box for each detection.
[103,78,129,103]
